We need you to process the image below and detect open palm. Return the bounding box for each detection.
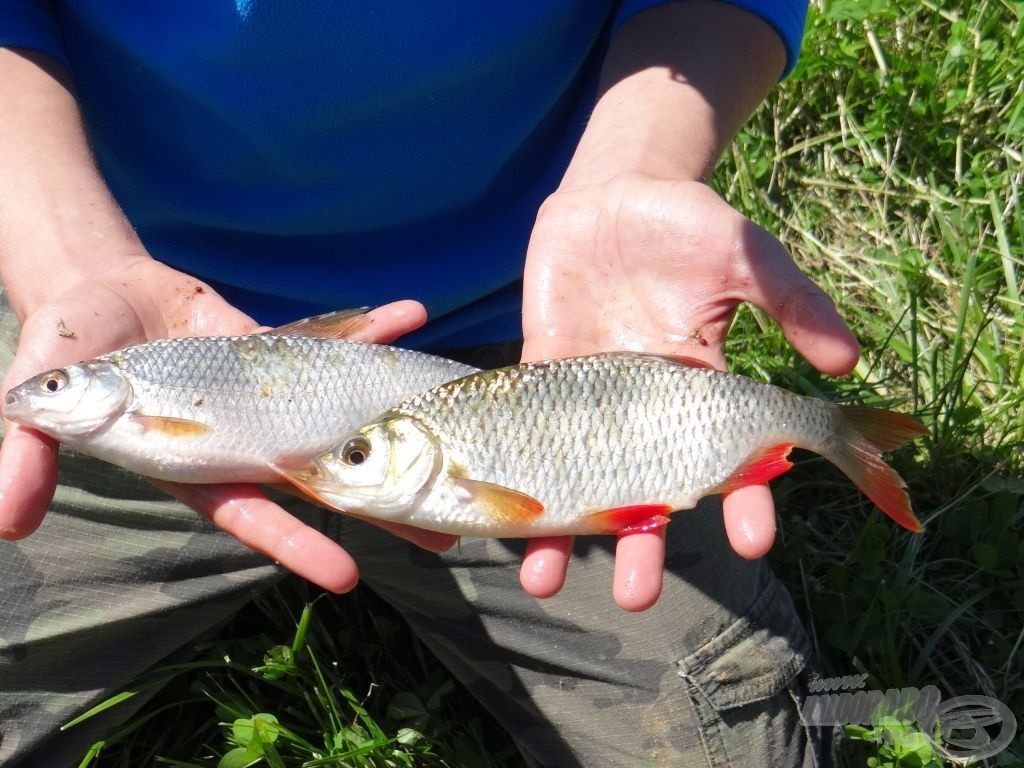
[519,175,860,610]
[0,257,450,592]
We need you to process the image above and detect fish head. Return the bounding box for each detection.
[3,361,133,437]
[295,416,443,518]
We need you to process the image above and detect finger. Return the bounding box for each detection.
[351,301,428,345]
[736,224,860,376]
[0,319,108,538]
[348,516,458,553]
[156,480,361,593]
[266,480,458,553]
[520,536,573,598]
[721,484,776,558]
[0,424,58,538]
[612,528,666,612]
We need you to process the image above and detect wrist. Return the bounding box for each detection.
[0,48,148,319]
[560,1,786,189]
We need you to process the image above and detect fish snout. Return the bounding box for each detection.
[2,390,22,417]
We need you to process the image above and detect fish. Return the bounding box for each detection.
[279,352,928,537]
[2,310,477,483]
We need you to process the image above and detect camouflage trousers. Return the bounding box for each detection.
[0,297,837,767]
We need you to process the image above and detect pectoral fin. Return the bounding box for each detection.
[130,414,213,439]
[272,308,371,339]
[453,478,544,525]
[582,504,674,535]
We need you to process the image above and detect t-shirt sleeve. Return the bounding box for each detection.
[613,0,809,78]
[0,0,70,68]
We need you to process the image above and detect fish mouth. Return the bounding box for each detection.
[2,390,29,421]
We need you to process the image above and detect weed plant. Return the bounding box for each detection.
[74,0,1022,765]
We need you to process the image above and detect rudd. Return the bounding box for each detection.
[2,311,476,483]
[280,352,928,537]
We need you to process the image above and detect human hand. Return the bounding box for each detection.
[518,175,860,610]
[0,257,453,592]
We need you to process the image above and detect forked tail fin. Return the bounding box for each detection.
[826,405,928,532]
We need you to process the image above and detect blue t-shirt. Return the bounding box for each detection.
[2,1,807,349]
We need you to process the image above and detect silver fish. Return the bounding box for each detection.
[3,312,477,482]
[282,352,927,537]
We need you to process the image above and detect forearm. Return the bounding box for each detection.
[562,1,786,187]
[0,48,145,320]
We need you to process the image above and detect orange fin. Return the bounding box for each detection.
[453,478,544,525]
[713,443,796,494]
[632,353,717,370]
[272,308,371,339]
[267,465,342,511]
[582,504,674,535]
[130,414,212,439]
[827,406,927,532]
[264,480,333,509]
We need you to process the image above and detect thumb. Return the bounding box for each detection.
[736,223,860,376]
[350,300,428,345]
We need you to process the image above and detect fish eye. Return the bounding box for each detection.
[341,436,371,466]
[40,370,69,394]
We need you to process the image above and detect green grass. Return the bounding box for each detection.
[75,0,1023,765]
[721,0,1024,763]
[70,582,523,767]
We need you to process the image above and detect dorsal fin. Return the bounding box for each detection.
[271,308,371,339]
[631,352,717,370]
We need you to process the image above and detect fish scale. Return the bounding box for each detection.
[3,326,477,483]
[401,356,819,526]
[288,352,926,538]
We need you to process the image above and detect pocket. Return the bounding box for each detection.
[675,577,835,767]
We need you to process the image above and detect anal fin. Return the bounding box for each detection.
[582,504,674,535]
[712,443,796,494]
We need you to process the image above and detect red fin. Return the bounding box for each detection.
[272,308,370,339]
[713,443,795,494]
[130,414,212,439]
[453,478,544,525]
[582,504,674,535]
[837,406,928,452]
[828,406,927,532]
